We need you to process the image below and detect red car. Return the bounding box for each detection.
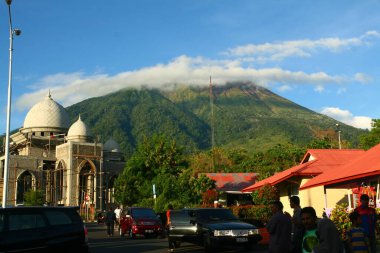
[119,207,163,238]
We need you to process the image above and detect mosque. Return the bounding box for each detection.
[0,92,125,211]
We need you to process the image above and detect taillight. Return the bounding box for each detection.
[84,225,89,243]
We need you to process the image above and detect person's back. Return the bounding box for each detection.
[266,200,292,253]
[288,196,303,253]
[314,218,344,253]
[106,209,115,224]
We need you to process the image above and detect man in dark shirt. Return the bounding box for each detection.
[266,200,292,253]
[105,207,116,237]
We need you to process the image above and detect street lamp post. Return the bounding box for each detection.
[336,123,342,150]
[2,0,21,208]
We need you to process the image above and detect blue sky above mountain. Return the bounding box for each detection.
[1,0,380,132]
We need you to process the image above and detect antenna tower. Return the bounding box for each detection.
[209,76,215,170]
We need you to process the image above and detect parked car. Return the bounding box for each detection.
[168,208,262,252]
[0,206,89,253]
[119,207,163,238]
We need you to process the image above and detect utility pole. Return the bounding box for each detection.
[336,123,342,149]
[209,76,215,170]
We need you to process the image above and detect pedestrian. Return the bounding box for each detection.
[114,205,122,226]
[105,207,116,237]
[346,211,370,253]
[166,204,173,228]
[355,194,378,253]
[266,200,292,253]
[287,196,303,253]
[166,204,175,252]
[300,206,343,253]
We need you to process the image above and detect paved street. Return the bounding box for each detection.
[87,222,268,253]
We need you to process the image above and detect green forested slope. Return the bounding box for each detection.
[66,82,366,157]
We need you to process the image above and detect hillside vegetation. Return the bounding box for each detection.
[66,82,366,157]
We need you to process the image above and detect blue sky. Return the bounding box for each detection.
[1,0,380,134]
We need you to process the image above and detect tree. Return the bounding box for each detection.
[359,119,380,149]
[114,135,188,211]
[307,137,333,149]
[250,144,305,180]
[24,189,44,206]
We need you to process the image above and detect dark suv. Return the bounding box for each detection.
[168,208,261,252]
[0,206,89,253]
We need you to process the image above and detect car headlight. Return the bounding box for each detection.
[248,229,259,235]
[214,230,233,236]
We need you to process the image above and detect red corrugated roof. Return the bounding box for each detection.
[242,149,365,192]
[300,145,380,190]
[204,173,258,192]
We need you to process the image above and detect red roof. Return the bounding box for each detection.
[204,173,258,192]
[242,149,365,192]
[300,144,380,190]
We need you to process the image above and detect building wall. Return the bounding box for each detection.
[299,178,348,217]
[278,178,349,217]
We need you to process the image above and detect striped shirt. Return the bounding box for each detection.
[346,226,370,253]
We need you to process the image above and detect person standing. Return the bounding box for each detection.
[288,196,303,253]
[266,200,292,253]
[105,207,116,237]
[355,194,377,253]
[300,206,343,253]
[346,211,370,253]
[166,204,175,252]
[114,205,122,226]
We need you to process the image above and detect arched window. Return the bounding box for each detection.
[78,162,95,206]
[16,171,33,204]
[55,162,65,203]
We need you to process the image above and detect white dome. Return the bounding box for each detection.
[23,93,70,130]
[104,138,121,152]
[66,115,92,142]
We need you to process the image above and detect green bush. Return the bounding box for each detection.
[23,189,44,206]
[329,203,350,240]
[251,184,279,205]
[229,204,272,224]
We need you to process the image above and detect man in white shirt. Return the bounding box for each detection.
[114,205,122,225]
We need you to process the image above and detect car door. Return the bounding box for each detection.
[2,210,49,253]
[169,210,198,242]
[42,209,85,251]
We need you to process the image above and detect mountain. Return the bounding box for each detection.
[66,82,367,157]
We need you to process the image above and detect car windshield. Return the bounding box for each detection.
[132,208,157,218]
[197,209,238,222]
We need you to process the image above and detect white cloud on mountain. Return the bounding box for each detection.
[15,55,361,111]
[14,31,376,133]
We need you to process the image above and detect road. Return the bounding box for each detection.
[87,222,268,253]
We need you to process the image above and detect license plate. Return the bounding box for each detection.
[236,237,248,243]
[145,230,153,233]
